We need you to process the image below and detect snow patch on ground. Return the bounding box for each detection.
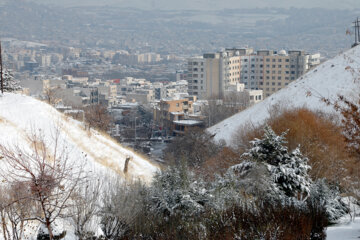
[326,217,360,240]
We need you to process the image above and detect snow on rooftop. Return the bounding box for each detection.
[174,120,203,126]
[208,46,360,145]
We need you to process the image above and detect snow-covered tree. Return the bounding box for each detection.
[148,166,210,219]
[2,69,21,92]
[235,126,312,199]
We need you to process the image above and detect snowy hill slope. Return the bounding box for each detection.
[208,46,360,145]
[0,93,158,182]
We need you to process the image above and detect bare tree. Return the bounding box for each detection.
[0,183,32,240]
[0,127,85,240]
[204,92,249,127]
[100,178,146,240]
[43,86,61,106]
[71,177,101,240]
[84,104,112,132]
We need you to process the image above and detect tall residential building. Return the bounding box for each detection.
[187,48,320,99]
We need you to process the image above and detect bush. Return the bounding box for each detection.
[232,108,352,186]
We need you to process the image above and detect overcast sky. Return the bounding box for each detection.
[32,0,360,10]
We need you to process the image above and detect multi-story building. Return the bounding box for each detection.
[187,48,320,99]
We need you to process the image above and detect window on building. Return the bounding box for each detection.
[278,59,282,62]
[278,77,281,80]
[278,65,282,68]
[272,82,275,86]
[266,82,270,86]
[278,82,281,86]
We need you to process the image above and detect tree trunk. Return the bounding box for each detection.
[46,219,53,240]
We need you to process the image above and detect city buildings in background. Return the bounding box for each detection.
[187,48,320,99]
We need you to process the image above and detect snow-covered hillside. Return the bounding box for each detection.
[208,46,360,145]
[0,93,158,183]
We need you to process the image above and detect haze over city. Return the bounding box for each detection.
[0,0,359,239]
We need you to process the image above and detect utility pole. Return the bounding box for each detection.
[134,116,137,148]
[0,41,3,94]
[352,17,360,48]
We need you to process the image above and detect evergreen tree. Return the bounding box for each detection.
[2,69,21,92]
[148,166,210,218]
[238,126,312,199]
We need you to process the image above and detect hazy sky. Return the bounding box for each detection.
[32,0,360,10]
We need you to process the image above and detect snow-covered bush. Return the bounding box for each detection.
[237,126,312,199]
[309,179,348,223]
[148,166,210,219]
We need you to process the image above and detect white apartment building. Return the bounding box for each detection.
[187,48,321,99]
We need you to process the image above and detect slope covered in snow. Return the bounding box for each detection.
[0,93,158,183]
[208,46,360,145]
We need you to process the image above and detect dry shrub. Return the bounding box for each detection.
[206,199,327,240]
[200,147,239,179]
[232,108,354,186]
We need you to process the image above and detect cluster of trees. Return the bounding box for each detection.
[95,126,347,239]
[1,122,347,239]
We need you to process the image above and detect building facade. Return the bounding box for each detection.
[187,48,320,99]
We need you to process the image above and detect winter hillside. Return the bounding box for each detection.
[0,93,158,183]
[208,45,360,145]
